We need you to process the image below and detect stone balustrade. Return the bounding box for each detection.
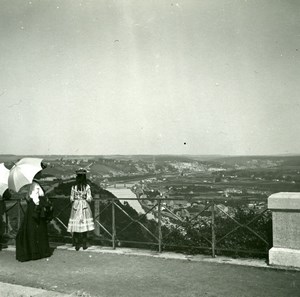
[268,192,300,268]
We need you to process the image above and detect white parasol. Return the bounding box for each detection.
[0,163,9,196]
[8,158,44,192]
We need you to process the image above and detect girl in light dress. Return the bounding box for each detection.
[67,169,95,250]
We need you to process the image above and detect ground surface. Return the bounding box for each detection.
[0,247,299,297]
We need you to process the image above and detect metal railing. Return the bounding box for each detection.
[2,196,272,258]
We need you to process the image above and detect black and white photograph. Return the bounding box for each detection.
[0,0,300,296]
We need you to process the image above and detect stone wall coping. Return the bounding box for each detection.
[268,192,300,210]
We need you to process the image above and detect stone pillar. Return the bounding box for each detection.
[268,192,300,268]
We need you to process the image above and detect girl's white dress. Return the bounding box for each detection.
[67,184,95,233]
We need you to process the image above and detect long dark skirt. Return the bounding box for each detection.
[0,216,3,251]
[16,199,52,262]
[0,200,6,251]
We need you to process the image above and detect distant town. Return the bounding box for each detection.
[2,154,300,213]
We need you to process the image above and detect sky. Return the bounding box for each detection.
[0,0,299,156]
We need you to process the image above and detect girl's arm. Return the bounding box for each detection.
[86,185,92,202]
[70,186,75,202]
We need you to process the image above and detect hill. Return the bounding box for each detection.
[212,155,300,168]
[47,179,114,198]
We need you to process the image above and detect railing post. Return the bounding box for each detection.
[158,199,162,253]
[211,200,216,258]
[94,199,101,237]
[112,198,116,249]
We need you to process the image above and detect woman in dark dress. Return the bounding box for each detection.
[0,189,11,251]
[16,170,53,262]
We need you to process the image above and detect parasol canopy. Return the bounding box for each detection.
[8,158,44,192]
[0,163,9,196]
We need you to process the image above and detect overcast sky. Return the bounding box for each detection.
[0,0,299,156]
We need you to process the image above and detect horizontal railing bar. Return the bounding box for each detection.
[215,247,267,255]
[6,196,268,202]
[163,243,211,250]
[114,240,158,246]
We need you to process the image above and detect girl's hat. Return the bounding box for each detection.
[76,168,87,175]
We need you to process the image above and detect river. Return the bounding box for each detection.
[106,186,155,220]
